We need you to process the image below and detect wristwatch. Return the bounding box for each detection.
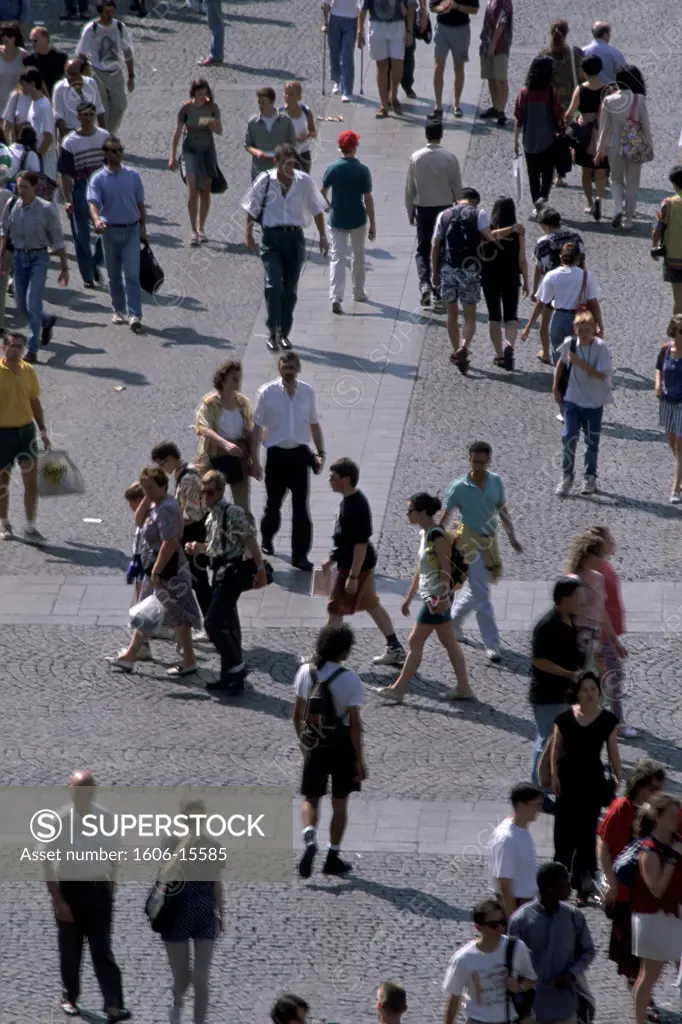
[255,564,265,572]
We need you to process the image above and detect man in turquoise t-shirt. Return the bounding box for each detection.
[321,129,376,314]
[441,440,523,662]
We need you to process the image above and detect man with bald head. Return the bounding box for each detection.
[44,770,130,1022]
[53,58,107,138]
[582,22,627,84]
[23,26,68,95]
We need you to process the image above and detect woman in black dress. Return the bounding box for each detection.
[565,55,609,220]
[550,670,621,903]
[480,196,529,372]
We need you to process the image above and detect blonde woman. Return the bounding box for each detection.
[565,530,626,672]
[280,80,316,174]
[655,315,682,502]
[195,360,255,516]
[157,800,224,1024]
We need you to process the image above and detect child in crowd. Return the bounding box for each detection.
[590,525,635,738]
[124,481,151,660]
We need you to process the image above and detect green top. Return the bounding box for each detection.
[180,101,220,152]
[322,156,372,231]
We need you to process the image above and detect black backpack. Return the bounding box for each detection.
[300,666,347,751]
[442,203,480,269]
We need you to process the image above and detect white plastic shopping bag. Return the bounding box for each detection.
[513,156,525,206]
[129,594,166,634]
[37,449,86,498]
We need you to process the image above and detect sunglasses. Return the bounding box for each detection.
[201,487,217,495]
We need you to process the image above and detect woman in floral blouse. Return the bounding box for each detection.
[195,360,255,517]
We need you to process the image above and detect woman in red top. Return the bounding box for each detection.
[597,760,666,1016]
[590,525,636,738]
[631,794,682,1024]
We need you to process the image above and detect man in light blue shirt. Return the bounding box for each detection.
[582,22,626,85]
[441,440,522,661]
[87,135,146,332]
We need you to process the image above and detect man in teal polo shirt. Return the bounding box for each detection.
[321,130,376,314]
[441,440,522,661]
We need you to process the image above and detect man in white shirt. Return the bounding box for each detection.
[443,897,536,1024]
[582,22,626,85]
[252,350,325,571]
[76,0,135,135]
[53,57,107,138]
[241,142,328,351]
[488,783,543,919]
[293,623,366,877]
[405,120,462,308]
[20,69,58,186]
[43,769,130,1022]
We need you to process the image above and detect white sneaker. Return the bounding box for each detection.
[556,412,564,422]
[555,475,573,497]
[372,645,406,667]
[169,1004,182,1024]
[581,475,597,495]
[129,316,142,333]
[670,491,681,504]
[112,311,127,325]
[486,649,501,663]
[341,94,351,103]
[0,522,13,540]
[332,83,339,95]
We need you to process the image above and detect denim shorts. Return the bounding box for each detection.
[440,265,481,306]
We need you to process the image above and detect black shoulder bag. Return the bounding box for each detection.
[504,936,535,1022]
[556,335,577,399]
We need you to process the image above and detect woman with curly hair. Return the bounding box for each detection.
[655,314,682,502]
[565,529,627,672]
[195,360,255,517]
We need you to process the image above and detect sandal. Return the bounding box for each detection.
[375,107,389,119]
[392,99,403,115]
[646,1005,661,1023]
[536,353,551,364]
[493,356,505,367]
[372,686,404,704]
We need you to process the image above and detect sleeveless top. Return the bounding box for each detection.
[279,104,311,155]
[578,84,605,117]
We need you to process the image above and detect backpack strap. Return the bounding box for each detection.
[305,665,346,724]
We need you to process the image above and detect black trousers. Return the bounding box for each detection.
[204,569,243,680]
[401,39,416,90]
[261,445,312,559]
[182,518,212,617]
[57,881,124,1011]
[525,143,556,204]
[415,205,447,291]
[553,795,601,895]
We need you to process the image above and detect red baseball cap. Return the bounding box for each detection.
[338,130,360,152]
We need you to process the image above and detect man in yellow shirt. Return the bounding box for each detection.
[0,331,51,542]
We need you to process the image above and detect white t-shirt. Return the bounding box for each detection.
[217,407,244,440]
[77,19,134,73]
[293,661,364,726]
[488,818,537,900]
[329,0,363,18]
[29,96,57,182]
[536,265,599,310]
[2,90,31,129]
[9,143,41,178]
[443,937,536,1023]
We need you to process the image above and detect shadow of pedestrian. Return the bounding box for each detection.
[305,877,469,919]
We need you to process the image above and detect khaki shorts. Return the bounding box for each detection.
[480,53,509,80]
[327,567,380,616]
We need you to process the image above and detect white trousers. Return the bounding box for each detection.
[451,549,500,650]
[329,225,366,301]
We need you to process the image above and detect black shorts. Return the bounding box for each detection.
[663,260,682,285]
[481,279,519,323]
[300,740,361,800]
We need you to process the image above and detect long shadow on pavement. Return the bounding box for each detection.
[294,344,417,379]
[305,877,469,920]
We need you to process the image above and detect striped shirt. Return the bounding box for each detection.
[58,127,110,182]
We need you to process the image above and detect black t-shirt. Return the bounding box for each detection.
[434,0,479,28]
[481,232,521,283]
[555,708,619,791]
[529,608,585,704]
[23,49,69,95]
[331,490,377,572]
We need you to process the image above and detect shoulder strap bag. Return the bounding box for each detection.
[556,335,578,399]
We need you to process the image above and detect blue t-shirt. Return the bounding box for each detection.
[321,157,372,231]
[445,471,505,536]
[657,344,682,402]
[86,165,145,226]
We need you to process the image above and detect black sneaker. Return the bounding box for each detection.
[478,106,497,120]
[427,108,443,122]
[41,314,57,346]
[266,335,279,352]
[611,212,623,229]
[298,842,318,878]
[261,539,275,556]
[106,1012,131,1024]
[593,198,602,222]
[292,557,314,571]
[419,287,431,308]
[24,351,37,364]
[502,344,514,371]
[93,267,102,284]
[322,850,352,876]
[497,112,507,126]
[279,336,292,350]
[206,670,247,693]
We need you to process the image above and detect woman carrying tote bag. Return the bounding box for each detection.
[595,65,653,231]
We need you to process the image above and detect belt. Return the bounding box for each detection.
[263,225,303,232]
[554,307,577,313]
[108,222,140,228]
[15,247,47,252]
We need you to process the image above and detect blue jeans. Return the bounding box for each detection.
[206,0,225,62]
[12,250,50,354]
[549,308,575,364]
[70,180,103,285]
[328,15,356,97]
[65,0,88,12]
[531,701,570,786]
[562,402,603,479]
[101,224,141,319]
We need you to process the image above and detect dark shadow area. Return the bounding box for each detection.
[152,295,208,313]
[613,370,653,392]
[214,684,293,718]
[475,368,553,393]
[585,491,682,519]
[229,63,305,80]
[216,241,256,256]
[367,248,398,261]
[147,325,232,349]
[43,542,128,570]
[246,646,306,687]
[294,344,416,380]
[305,877,468,920]
[226,12,294,26]
[126,154,171,171]
[412,693,536,741]
[600,422,665,443]
[146,212,180,227]
[44,344,150,387]
[147,234,185,250]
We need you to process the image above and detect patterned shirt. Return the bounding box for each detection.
[479,0,513,57]
[175,464,204,524]
[205,498,255,562]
